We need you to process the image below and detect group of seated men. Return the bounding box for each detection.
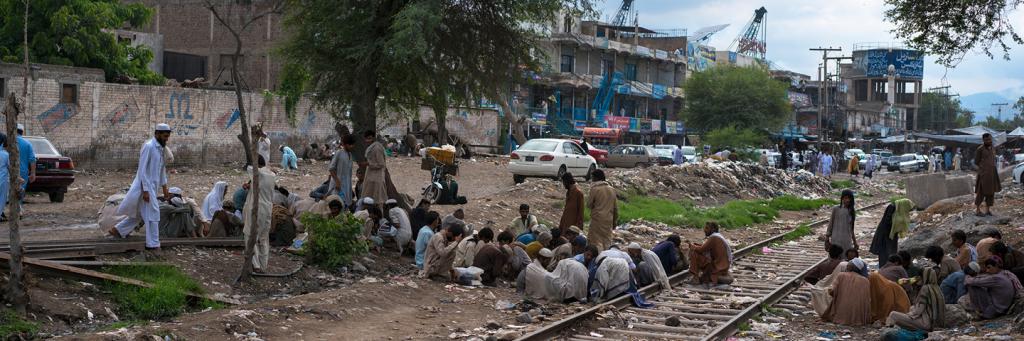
[806,228,1024,332]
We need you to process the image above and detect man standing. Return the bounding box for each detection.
[688,221,733,285]
[509,204,538,237]
[558,173,584,234]
[110,124,171,256]
[256,132,271,168]
[279,145,298,170]
[14,124,35,204]
[672,145,684,165]
[329,135,356,208]
[586,170,617,250]
[362,130,388,206]
[974,133,1000,216]
[243,155,277,273]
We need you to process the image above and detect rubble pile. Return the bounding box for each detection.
[606,162,832,202]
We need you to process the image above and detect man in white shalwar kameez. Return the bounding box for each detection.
[592,256,631,303]
[545,258,589,302]
[109,124,172,252]
[244,155,277,272]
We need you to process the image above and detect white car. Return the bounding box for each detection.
[680,146,700,163]
[1014,162,1024,187]
[510,138,597,184]
[844,148,865,160]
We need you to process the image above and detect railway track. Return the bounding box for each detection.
[0,237,243,260]
[518,201,889,341]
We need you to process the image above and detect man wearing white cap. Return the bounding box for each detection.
[517,247,553,299]
[110,123,172,254]
[386,198,412,255]
[627,242,671,290]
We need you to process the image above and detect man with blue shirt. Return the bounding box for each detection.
[15,124,35,203]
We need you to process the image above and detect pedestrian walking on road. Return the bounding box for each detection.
[110,123,172,257]
[973,133,1000,216]
[586,169,617,250]
[826,190,857,254]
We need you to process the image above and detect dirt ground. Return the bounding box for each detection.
[0,155,920,340]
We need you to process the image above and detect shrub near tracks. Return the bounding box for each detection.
[301,213,369,268]
[104,265,219,320]
[616,195,837,229]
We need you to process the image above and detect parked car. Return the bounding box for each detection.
[509,139,597,184]
[680,146,700,163]
[1013,153,1024,164]
[888,154,915,172]
[23,136,75,202]
[1014,162,1024,187]
[652,148,674,166]
[898,154,928,173]
[605,144,658,168]
[843,148,865,160]
[573,140,608,166]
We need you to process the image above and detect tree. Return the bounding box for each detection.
[919,92,974,131]
[282,0,594,158]
[885,0,1023,67]
[3,0,28,315]
[203,0,283,283]
[682,66,791,132]
[0,0,163,84]
[703,126,767,158]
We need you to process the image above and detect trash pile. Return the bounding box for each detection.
[606,162,832,202]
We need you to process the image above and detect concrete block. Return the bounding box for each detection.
[906,173,947,209]
[946,176,974,198]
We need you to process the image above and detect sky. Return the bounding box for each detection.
[599,0,1024,101]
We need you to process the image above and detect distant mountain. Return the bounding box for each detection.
[959,92,1015,121]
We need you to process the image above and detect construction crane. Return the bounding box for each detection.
[592,71,624,126]
[609,0,637,28]
[729,6,768,60]
[688,24,729,44]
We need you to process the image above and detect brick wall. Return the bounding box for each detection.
[1,70,501,169]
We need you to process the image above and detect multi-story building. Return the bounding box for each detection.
[838,44,924,138]
[526,15,688,144]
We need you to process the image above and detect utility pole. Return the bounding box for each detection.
[810,47,841,148]
[927,86,957,131]
[992,103,1009,121]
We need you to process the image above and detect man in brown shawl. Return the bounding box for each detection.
[361,130,388,207]
[974,133,1000,216]
[823,260,871,326]
[558,173,584,234]
[688,221,733,285]
[586,169,617,250]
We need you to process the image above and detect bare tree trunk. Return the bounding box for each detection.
[5,0,30,313]
[432,101,448,146]
[498,98,527,146]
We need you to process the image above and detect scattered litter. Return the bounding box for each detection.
[494,300,515,310]
[817,331,837,340]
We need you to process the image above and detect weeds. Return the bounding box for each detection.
[301,212,369,268]
[103,265,215,321]
[830,179,855,189]
[782,223,814,241]
[614,195,831,229]
[767,195,837,211]
[0,309,37,339]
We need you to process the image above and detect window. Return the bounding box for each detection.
[563,143,576,155]
[0,78,5,99]
[625,63,637,81]
[854,80,868,101]
[60,84,78,104]
[563,14,573,33]
[560,55,574,73]
[600,59,614,76]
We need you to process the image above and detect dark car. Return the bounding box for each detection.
[887,154,914,172]
[24,136,75,202]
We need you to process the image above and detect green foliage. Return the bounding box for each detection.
[277,62,310,125]
[0,309,37,339]
[300,212,369,268]
[919,92,975,130]
[616,195,832,229]
[0,0,164,84]
[782,223,814,241]
[703,127,768,157]
[682,66,791,132]
[830,179,855,190]
[884,0,1023,67]
[103,265,214,321]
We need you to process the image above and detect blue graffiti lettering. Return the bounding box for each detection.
[166,92,193,119]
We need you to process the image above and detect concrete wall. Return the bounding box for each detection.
[906,173,978,209]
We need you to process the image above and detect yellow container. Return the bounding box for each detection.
[426,147,456,165]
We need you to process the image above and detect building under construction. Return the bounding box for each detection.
[838,44,924,138]
[522,13,688,145]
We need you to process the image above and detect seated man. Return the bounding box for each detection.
[472,228,506,287]
[627,242,671,290]
[941,261,978,304]
[951,230,977,270]
[990,241,1024,282]
[845,249,869,277]
[925,245,962,281]
[517,248,553,299]
[688,221,733,285]
[806,245,844,285]
[879,254,909,283]
[508,204,539,237]
[159,187,198,238]
[209,200,243,237]
[436,175,467,205]
[899,250,922,278]
[590,255,631,303]
[652,235,682,276]
[415,211,442,269]
[545,258,588,303]
[525,232,552,260]
[386,199,413,255]
[963,256,1020,319]
[500,230,531,280]
[421,221,465,281]
[823,260,872,326]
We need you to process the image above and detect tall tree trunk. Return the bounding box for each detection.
[227,28,262,284]
[498,98,527,146]
[6,0,30,314]
[432,101,448,146]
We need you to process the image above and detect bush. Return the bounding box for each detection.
[104,265,214,321]
[0,309,37,339]
[301,212,369,268]
[830,179,855,189]
[703,126,768,160]
[768,195,837,211]
[617,195,834,229]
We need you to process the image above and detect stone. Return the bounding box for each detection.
[665,316,681,327]
[351,261,368,272]
[485,320,501,330]
[944,304,972,327]
[496,331,518,341]
[515,312,533,324]
[906,173,947,209]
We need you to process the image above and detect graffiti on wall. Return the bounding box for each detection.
[299,110,317,135]
[216,109,241,129]
[107,97,140,126]
[165,92,198,135]
[36,103,77,133]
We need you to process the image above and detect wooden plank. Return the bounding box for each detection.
[627,308,735,321]
[50,260,171,268]
[623,313,720,327]
[597,328,699,340]
[628,322,707,335]
[0,252,239,305]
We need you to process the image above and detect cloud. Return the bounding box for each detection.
[602,0,1024,98]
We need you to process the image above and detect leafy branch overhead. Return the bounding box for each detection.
[885,0,1023,67]
[0,0,163,85]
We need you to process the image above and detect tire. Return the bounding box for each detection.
[48,191,65,203]
[585,164,596,181]
[513,175,525,184]
[556,165,567,181]
[636,162,649,168]
[422,185,440,204]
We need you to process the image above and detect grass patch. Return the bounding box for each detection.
[737,321,751,331]
[103,265,220,321]
[830,179,855,189]
[0,309,37,339]
[615,195,836,229]
[782,223,814,241]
